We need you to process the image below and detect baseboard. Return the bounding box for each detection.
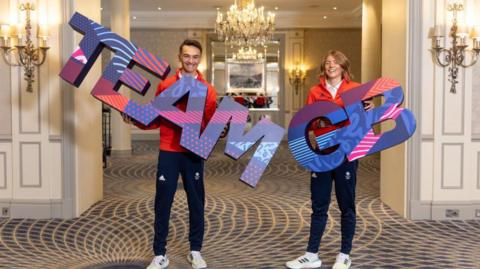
[410,200,480,220]
[409,200,432,220]
[0,199,64,219]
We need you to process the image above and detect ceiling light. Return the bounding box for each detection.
[333,6,338,10]
[132,16,137,20]
[275,6,279,10]
[157,7,162,10]
[215,0,276,50]
[323,16,327,19]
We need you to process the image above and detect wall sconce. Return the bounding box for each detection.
[0,2,49,93]
[288,63,307,95]
[431,3,480,93]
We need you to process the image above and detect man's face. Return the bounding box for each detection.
[179,45,201,75]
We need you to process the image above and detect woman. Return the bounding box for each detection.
[286,50,373,269]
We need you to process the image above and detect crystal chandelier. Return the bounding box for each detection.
[233,47,264,60]
[215,0,275,50]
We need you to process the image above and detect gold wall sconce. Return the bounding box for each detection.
[431,3,480,93]
[0,2,49,92]
[288,63,307,95]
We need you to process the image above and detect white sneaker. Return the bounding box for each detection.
[147,255,169,269]
[332,253,351,269]
[286,253,322,269]
[187,251,207,269]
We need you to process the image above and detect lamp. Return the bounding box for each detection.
[431,3,480,93]
[288,63,307,95]
[0,2,49,93]
[215,0,275,60]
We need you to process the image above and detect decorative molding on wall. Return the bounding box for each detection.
[58,0,77,218]
[477,152,480,190]
[441,66,465,136]
[472,57,480,136]
[0,152,6,190]
[48,135,63,142]
[421,135,434,141]
[19,142,42,188]
[441,143,464,190]
[18,71,42,134]
[407,0,423,219]
[0,135,12,142]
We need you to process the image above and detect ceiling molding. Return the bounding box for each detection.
[101,10,361,29]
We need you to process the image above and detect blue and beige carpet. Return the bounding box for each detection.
[0,141,479,268]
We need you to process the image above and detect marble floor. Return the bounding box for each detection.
[0,141,479,269]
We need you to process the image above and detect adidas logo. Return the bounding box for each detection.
[158,175,166,181]
[311,173,317,178]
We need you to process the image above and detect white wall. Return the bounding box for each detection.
[0,0,103,218]
[412,0,480,219]
[0,0,65,217]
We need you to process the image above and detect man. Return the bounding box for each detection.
[127,39,216,269]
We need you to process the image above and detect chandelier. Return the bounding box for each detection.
[0,2,49,92]
[215,0,275,50]
[233,47,264,60]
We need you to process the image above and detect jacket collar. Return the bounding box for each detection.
[318,76,350,97]
[175,68,205,82]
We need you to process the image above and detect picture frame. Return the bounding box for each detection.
[226,60,265,93]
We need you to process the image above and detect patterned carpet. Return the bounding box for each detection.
[0,141,479,269]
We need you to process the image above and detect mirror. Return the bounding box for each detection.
[210,41,281,110]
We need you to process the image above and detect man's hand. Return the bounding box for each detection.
[220,124,229,138]
[121,112,133,124]
[363,99,375,111]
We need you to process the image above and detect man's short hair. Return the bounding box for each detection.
[179,39,203,54]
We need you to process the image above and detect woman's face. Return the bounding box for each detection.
[324,55,343,80]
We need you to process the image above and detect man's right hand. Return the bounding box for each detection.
[220,124,229,138]
[121,112,133,124]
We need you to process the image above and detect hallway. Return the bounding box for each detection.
[0,141,479,268]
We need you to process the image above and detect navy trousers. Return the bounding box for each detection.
[307,160,358,255]
[153,151,205,256]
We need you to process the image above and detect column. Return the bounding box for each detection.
[109,0,132,155]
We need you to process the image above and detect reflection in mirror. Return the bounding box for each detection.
[211,41,280,111]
